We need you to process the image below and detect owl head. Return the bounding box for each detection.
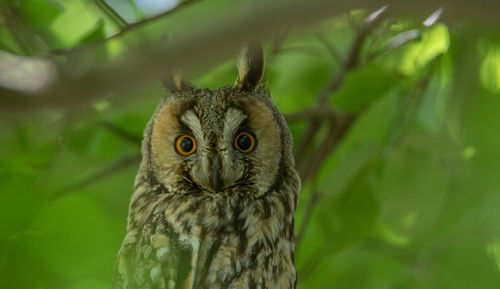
[138,44,296,199]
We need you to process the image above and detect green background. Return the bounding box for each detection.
[1,0,500,288]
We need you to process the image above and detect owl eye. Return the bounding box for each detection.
[234,132,255,153]
[175,135,197,155]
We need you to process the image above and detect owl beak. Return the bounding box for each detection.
[210,154,223,193]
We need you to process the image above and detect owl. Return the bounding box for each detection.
[113,43,300,289]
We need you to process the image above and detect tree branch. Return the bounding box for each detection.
[367,29,421,61]
[294,5,387,176]
[295,185,321,248]
[293,7,390,258]
[3,0,382,112]
[50,153,141,200]
[317,5,387,105]
[4,0,488,112]
[285,107,338,122]
[101,120,142,145]
[297,52,442,281]
[94,0,129,30]
[50,0,201,56]
[3,7,34,55]
[269,27,291,61]
[299,111,355,181]
[315,32,343,65]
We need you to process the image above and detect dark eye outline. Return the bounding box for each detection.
[234,132,256,153]
[175,135,197,156]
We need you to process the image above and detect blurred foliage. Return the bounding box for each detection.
[1,0,500,289]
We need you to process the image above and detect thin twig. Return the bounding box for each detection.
[299,111,355,181]
[94,0,129,30]
[285,107,338,122]
[315,32,343,65]
[269,27,290,61]
[367,8,444,61]
[294,6,387,174]
[367,29,421,61]
[295,181,321,248]
[317,5,387,105]
[293,117,323,168]
[270,45,326,57]
[101,120,142,145]
[124,0,146,20]
[3,7,33,55]
[50,153,141,200]
[377,56,441,170]
[423,7,443,27]
[51,0,200,56]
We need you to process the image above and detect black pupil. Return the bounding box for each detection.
[180,137,193,152]
[237,134,252,150]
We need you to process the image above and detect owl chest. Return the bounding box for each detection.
[150,196,295,288]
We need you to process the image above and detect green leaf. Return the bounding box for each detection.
[374,144,449,242]
[381,24,450,76]
[65,121,100,153]
[27,194,121,286]
[269,36,336,113]
[331,63,399,112]
[317,168,379,250]
[19,0,63,29]
[78,19,106,45]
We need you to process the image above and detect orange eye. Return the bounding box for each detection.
[234,132,255,153]
[175,135,197,155]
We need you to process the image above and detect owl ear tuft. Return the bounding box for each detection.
[161,70,185,93]
[236,42,264,91]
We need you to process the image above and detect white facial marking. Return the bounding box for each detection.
[180,110,203,143]
[223,108,247,147]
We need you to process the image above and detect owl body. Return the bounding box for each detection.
[114,46,300,289]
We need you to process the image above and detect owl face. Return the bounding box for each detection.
[146,85,287,198]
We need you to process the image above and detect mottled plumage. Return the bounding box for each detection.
[113,44,300,289]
